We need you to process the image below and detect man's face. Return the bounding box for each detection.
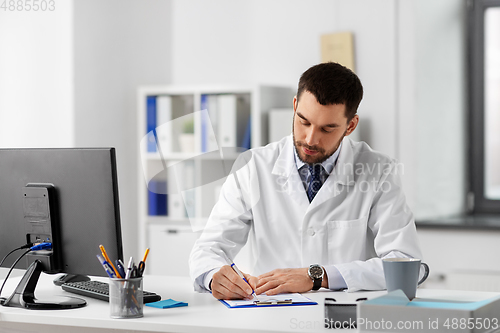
[293,90,358,165]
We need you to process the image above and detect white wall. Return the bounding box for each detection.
[172,0,399,158]
[0,2,74,147]
[73,0,172,260]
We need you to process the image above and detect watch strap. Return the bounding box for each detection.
[312,276,322,290]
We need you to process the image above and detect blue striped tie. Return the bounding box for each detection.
[307,164,323,202]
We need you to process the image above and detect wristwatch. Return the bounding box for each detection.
[307,264,324,291]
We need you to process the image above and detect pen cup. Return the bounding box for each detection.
[109,277,144,319]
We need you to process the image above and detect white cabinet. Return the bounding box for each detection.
[147,225,202,277]
[137,85,294,275]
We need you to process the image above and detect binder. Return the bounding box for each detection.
[146,96,158,153]
[181,160,196,219]
[217,94,237,148]
[167,161,186,219]
[200,95,219,153]
[269,108,293,143]
[241,115,251,150]
[235,95,251,149]
[200,94,208,153]
[207,94,219,151]
[156,95,172,155]
[148,180,167,216]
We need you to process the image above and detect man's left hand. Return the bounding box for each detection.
[256,268,315,295]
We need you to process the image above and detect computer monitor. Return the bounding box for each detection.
[0,148,123,309]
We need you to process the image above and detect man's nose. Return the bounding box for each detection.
[305,127,320,146]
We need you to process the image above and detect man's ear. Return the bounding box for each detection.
[293,95,297,112]
[345,115,359,136]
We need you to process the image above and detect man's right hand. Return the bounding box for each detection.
[210,265,258,300]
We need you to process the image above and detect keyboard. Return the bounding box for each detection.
[61,280,161,303]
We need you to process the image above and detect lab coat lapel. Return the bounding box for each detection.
[308,137,355,210]
[271,136,310,211]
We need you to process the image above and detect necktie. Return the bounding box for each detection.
[307,163,323,202]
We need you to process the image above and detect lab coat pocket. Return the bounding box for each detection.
[327,216,368,264]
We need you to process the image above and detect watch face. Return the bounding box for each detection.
[309,265,323,279]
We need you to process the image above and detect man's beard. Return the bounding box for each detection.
[292,126,346,165]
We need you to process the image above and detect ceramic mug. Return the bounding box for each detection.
[382,258,430,300]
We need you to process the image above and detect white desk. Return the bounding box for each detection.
[1,270,499,333]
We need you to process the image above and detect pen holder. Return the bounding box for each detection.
[109,277,144,319]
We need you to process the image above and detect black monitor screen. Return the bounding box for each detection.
[0,148,123,277]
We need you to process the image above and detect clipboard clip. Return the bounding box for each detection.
[254,299,293,305]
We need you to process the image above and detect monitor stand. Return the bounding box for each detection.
[2,260,87,309]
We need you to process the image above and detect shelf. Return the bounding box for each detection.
[137,84,294,265]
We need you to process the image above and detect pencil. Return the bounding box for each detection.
[99,244,122,278]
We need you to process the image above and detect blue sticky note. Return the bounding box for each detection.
[146,299,188,309]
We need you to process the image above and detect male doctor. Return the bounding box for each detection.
[189,62,422,300]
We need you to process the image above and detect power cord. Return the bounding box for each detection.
[0,249,31,305]
[0,242,34,267]
[0,242,52,305]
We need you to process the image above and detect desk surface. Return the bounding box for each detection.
[1,269,499,333]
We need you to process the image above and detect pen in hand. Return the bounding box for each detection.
[214,249,258,301]
[230,261,259,301]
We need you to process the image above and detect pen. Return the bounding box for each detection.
[96,254,117,278]
[230,261,259,300]
[122,257,135,290]
[99,244,122,278]
[218,250,258,301]
[115,259,126,278]
[125,257,134,279]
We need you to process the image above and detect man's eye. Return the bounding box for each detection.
[322,128,334,133]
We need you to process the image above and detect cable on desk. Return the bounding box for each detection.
[0,249,32,305]
[0,243,52,305]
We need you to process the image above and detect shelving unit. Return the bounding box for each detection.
[137,85,294,276]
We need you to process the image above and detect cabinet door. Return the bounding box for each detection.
[148,225,201,276]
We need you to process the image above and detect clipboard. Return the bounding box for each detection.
[219,293,318,308]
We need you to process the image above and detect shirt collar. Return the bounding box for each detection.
[294,140,342,175]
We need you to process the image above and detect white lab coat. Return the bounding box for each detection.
[189,135,422,292]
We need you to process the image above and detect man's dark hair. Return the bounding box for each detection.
[297,62,363,121]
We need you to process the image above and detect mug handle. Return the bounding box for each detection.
[418,262,430,285]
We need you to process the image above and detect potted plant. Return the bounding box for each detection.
[179,117,195,153]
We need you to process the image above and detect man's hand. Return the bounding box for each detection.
[256,268,329,295]
[211,265,258,300]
